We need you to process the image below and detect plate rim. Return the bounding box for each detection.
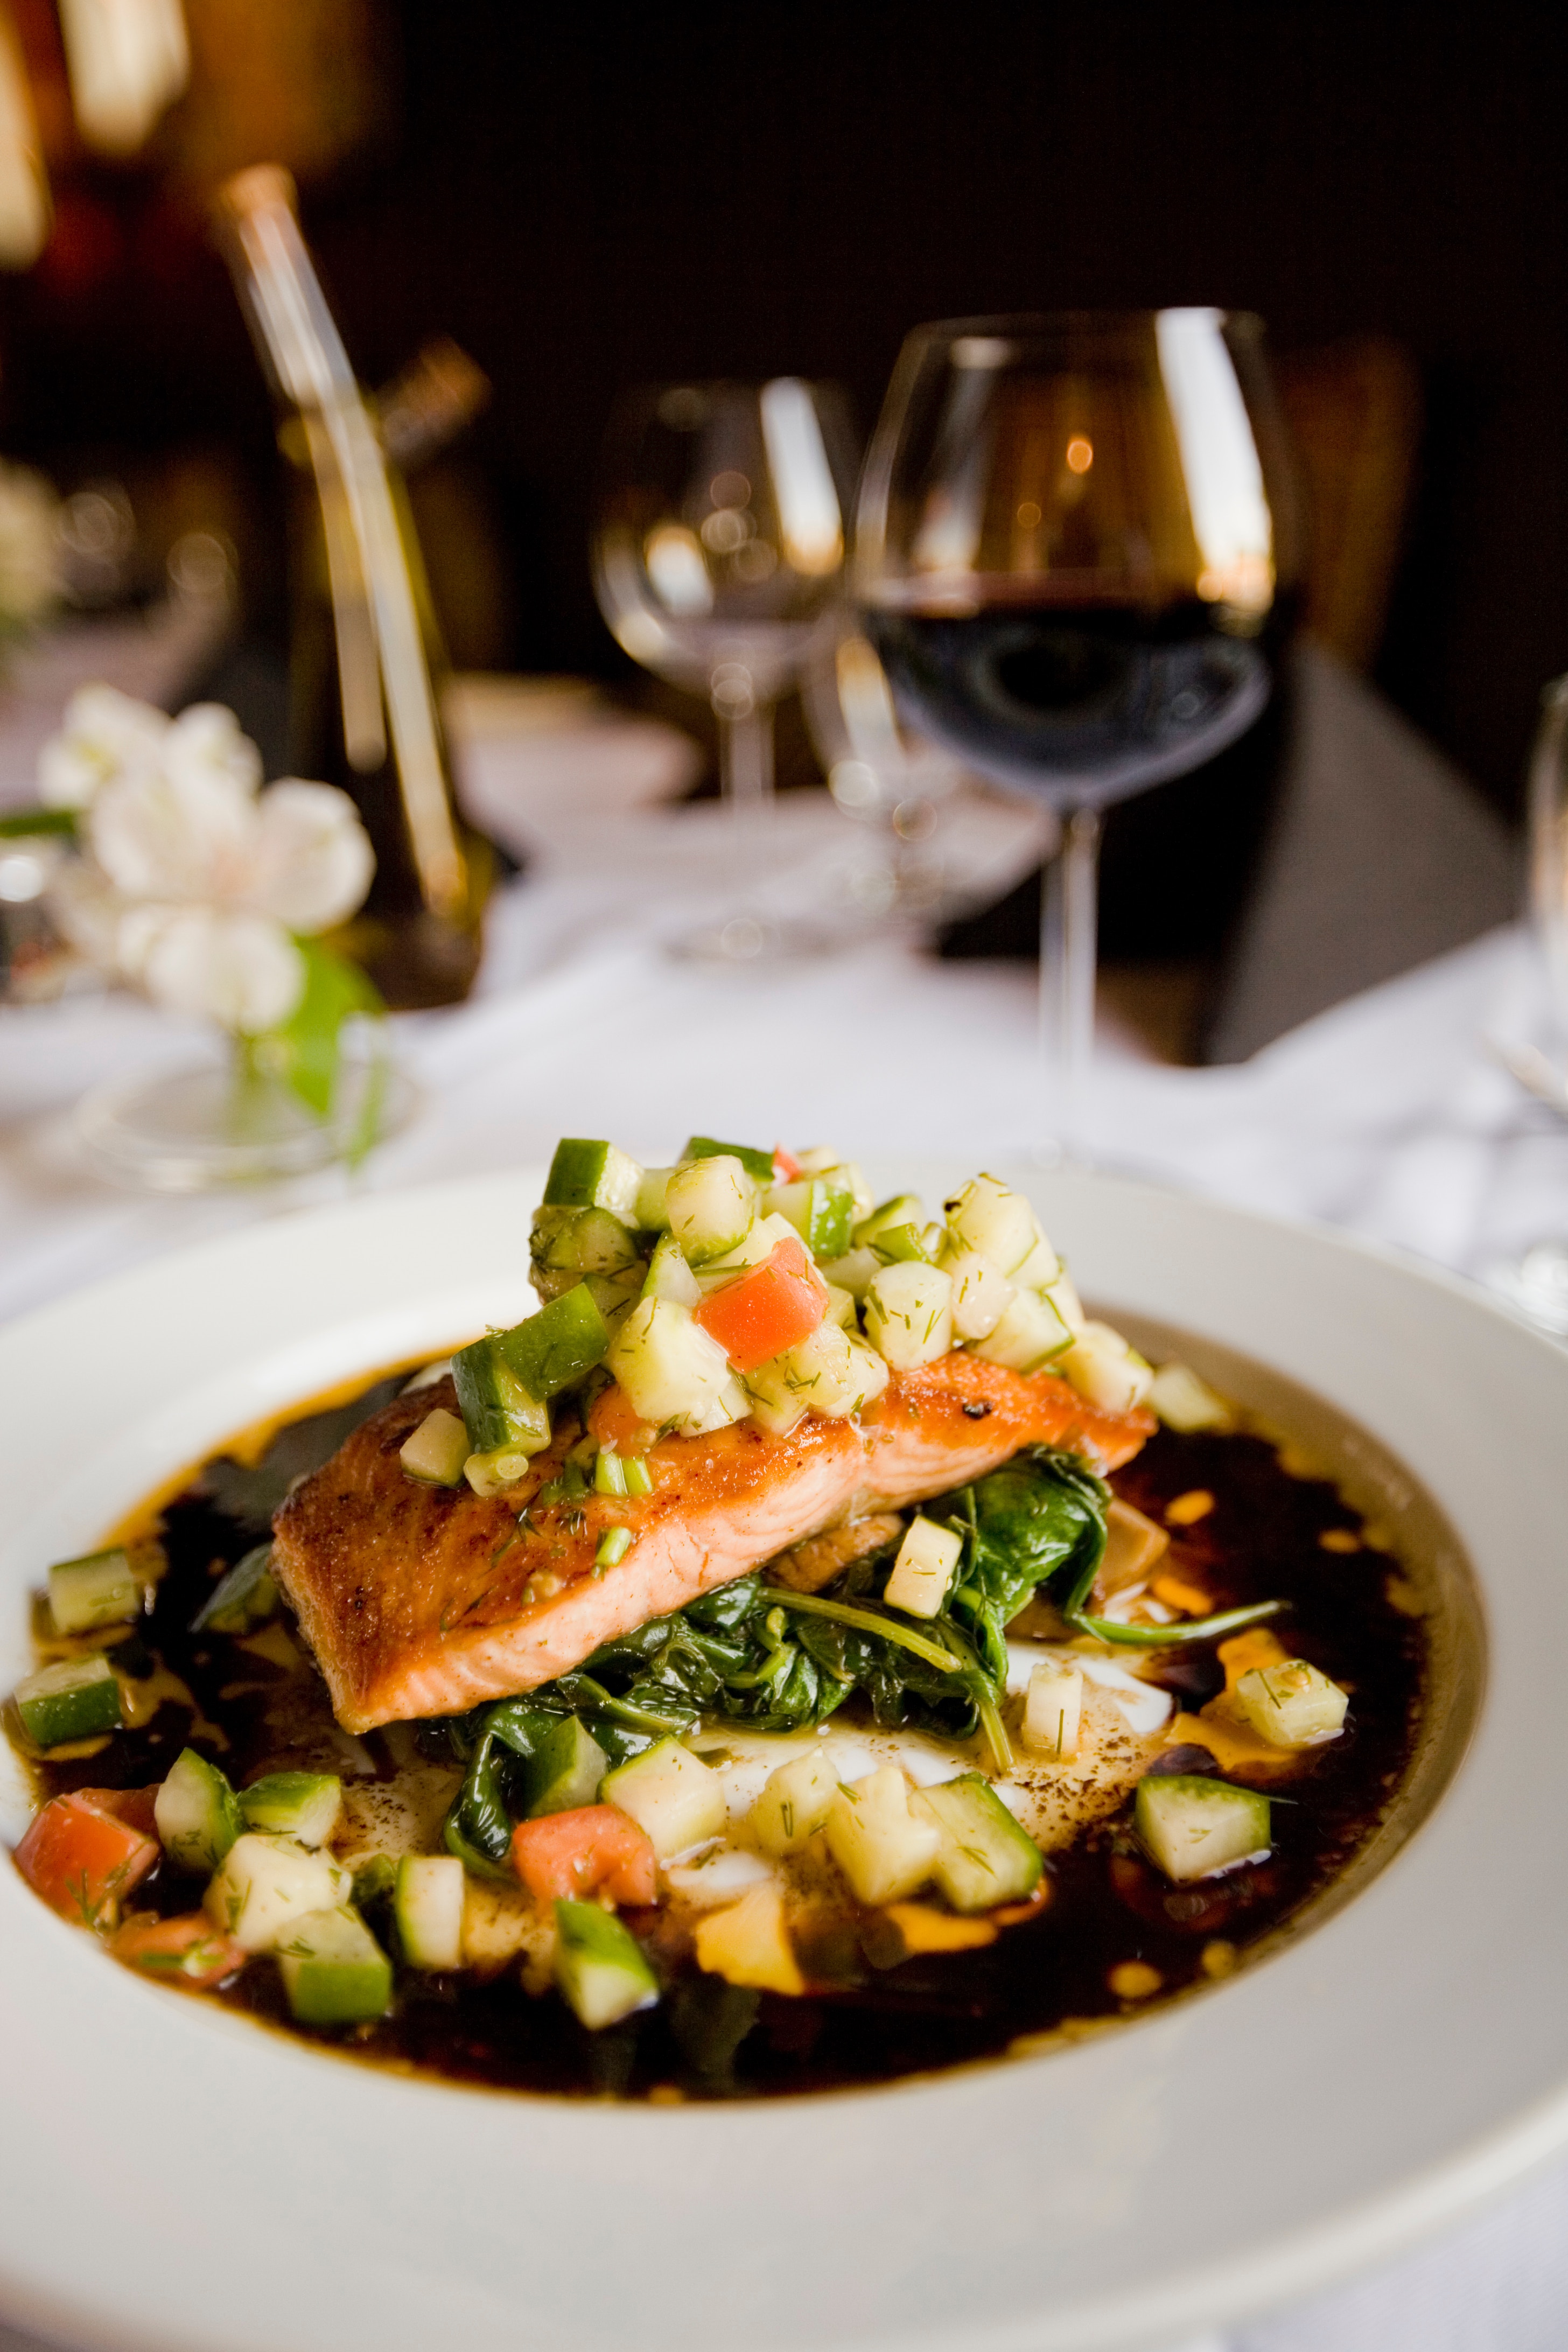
[1,1162,1564,2352]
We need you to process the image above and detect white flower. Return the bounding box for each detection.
[45,690,376,1035]
[38,683,171,810]
[118,904,307,1033]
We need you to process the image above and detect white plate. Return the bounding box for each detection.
[1,1164,1564,2352]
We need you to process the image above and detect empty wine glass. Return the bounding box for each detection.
[593,378,856,959]
[854,311,1300,1157]
[801,625,970,925]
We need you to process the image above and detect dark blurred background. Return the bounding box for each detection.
[3,0,1564,808]
[0,0,1553,1047]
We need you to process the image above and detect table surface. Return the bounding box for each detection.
[1,705,1564,2352]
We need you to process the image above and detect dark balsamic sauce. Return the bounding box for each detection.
[27,1394,1427,2103]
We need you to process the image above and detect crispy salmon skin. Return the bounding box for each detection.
[271,1357,1151,1733]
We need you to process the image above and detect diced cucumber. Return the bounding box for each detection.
[884,1514,962,1617]
[1012,1216,1062,1292]
[155,1746,242,1873]
[1021,1660,1083,1759]
[394,1853,465,1968]
[499,1284,611,1403]
[522,1715,608,1817]
[746,1319,886,1430]
[855,1193,924,1249]
[239,1771,342,1848]
[452,1334,553,1457]
[13,1653,122,1747]
[399,1407,470,1487]
[765,1172,855,1262]
[825,1766,942,1905]
[1044,1268,1087,1334]
[750,1748,838,1858]
[681,1133,777,1185]
[693,1881,803,1995]
[692,1212,800,1296]
[937,1238,1017,1340]
[205,1833,352,1951]
[1147,1361,1234,1433]
[601,1736,726,1857]
[914,1774,1044,1913]
[1134,1774,1271,1883]
[277,1905,393,2025]
[191,1543,277,1635]
[969,1284,1072,1373]
[1058,1320,1153,1413]
[530,1206,640,1305]
[795,1150,872,1216]
[823,1283,856,1328]
[817,1244,882,1301]
[642,1231,700,1306]
[864,1261,955,1368]
[553,1897,659,2028]
[664,1155,758,1264]
[634,1166,675,1230]
[605,1296,738,1433]
[943,1174,1038,1277]
[543,1138,643,1215]
[1234,1660,1349,1747]
[48,1548,138,1635]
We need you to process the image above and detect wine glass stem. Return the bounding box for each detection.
[1039,804,1101,1163]
[718,701,773,819]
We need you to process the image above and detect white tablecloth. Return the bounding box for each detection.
[2,766,1566,2351]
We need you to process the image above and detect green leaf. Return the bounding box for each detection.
[0,806,76,838]
[258,937,382,1121]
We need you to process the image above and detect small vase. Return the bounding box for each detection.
[75,1021,415,1192]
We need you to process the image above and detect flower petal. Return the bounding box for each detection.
[247,780,375,932]
[135,906,305,1034]
[90,764,260,902]
[37,683,169,810]
[162,703,263,797]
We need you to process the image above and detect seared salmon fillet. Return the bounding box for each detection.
[271,1356,1151,1732]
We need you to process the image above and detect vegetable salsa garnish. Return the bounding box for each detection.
[3,1135,1428,2100]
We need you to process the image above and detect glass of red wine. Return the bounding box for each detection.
[855,311,1300,1156]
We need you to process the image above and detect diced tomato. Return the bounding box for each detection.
[772,1145,803,1182]
[111,1911,247,1989]
[512,1805,657,1907]
[15,1789,159,1931]
[692,1235,828,1374]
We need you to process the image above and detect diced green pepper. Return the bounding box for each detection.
[682,1135,778,1186]
[14,1654,122,1747]
[523,1716,609,1817]
[48,1548,138,1635]
[544,1139,642,1213]
[191,1543,278,1636]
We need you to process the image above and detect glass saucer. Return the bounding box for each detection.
[76,1035,416,1192]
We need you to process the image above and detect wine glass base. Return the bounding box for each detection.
[76,1044,417,1193]
[1482,1242,1568,1339]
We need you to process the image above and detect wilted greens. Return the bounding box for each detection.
[433,1445,1280,1868]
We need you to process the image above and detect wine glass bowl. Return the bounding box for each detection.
[854,310,1299,1150]
[594,381,855,958]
